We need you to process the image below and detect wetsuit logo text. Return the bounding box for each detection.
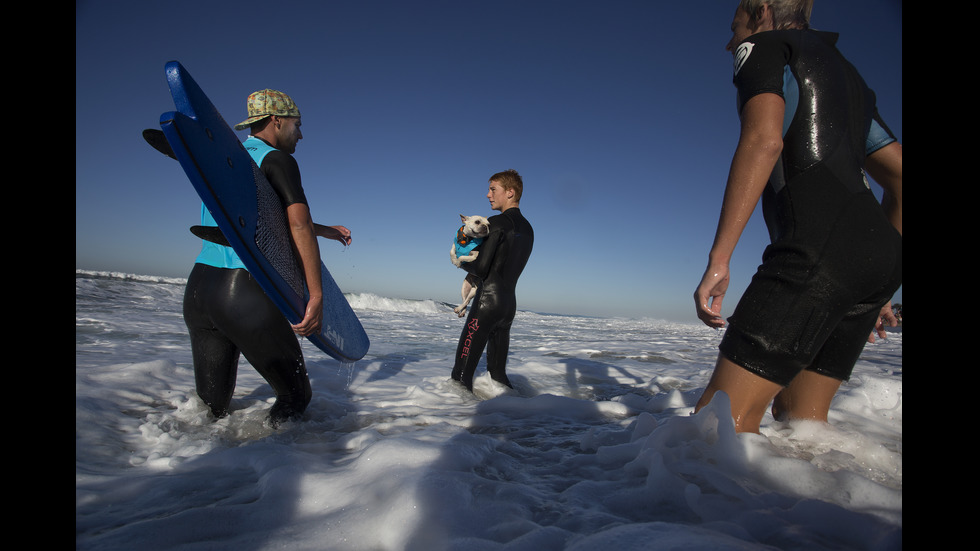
[460,318,479,358]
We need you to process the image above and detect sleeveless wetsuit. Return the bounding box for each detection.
[183,136,313,425]
[451,208,533,390]
[720,29,903,386]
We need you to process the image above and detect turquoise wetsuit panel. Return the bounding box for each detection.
[194,136,278,269]
[195,204,246,269]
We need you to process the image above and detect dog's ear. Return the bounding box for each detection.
[459,214,467,222]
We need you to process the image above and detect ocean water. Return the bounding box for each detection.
[75,270,902,550]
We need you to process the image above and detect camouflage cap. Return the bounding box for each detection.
[233,89,301,130]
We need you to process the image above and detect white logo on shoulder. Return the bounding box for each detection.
[733,42,754,76]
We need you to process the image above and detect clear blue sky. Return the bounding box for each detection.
[76,0,902,320]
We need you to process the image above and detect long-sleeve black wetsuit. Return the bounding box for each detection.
[451,207,534,391]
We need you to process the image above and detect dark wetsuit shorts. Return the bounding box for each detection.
[720,29,903,386]
[719,187,902,385]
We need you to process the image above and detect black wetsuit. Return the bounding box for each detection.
[451,208,534,390]
[720,29,902,386]
[183,139,312,425]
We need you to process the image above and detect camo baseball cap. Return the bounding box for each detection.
[233,89,301,130]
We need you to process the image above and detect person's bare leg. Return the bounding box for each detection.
[695,355,784,433]
[771,370,842,423]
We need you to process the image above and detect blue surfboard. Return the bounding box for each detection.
[158,61,369,362]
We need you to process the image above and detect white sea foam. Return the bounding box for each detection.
[76,271,902,550]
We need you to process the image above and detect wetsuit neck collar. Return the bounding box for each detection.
[246,135,274,148]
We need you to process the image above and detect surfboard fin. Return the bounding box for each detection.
[190,225,231,247]
[143,128,177,159]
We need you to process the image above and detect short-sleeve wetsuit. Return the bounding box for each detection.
[719,29,903,386]
[451,208,534,391]
[182,136,313,424]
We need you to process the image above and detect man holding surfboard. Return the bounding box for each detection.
[183,89,349,427]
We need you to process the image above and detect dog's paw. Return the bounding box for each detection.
[453,305,467,317]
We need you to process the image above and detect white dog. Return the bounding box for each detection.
[450,214,490,317]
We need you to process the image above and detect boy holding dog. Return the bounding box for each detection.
[451,169,534,392]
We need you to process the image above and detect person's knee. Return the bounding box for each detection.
[770,370,842,423]
[770,394,790,422]
[698,355,783,433]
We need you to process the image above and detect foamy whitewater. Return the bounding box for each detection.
[75,271,902,550]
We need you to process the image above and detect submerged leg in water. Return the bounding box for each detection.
[183,264,312,425]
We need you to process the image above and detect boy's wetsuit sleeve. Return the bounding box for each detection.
[458,208,533,290]
[459,223,504,280]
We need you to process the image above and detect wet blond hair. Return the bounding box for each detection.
[739,0,812,30]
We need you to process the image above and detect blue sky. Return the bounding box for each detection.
[76,0,902,320]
